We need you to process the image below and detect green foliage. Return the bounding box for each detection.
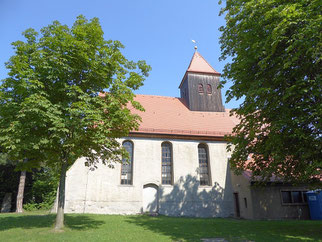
[0,15,150,173]
[23,168,59,211]
[22,203,39,211]
[219,0,321,184]
[0,153,9,165]
[0,15,150,226]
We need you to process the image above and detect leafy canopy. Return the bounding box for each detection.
[219,0,321,183]
[0,15,151,169]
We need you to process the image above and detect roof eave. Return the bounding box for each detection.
[128,131,227,141]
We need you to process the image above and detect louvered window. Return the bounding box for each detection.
[198,84,204,93]
[207,84,212,94]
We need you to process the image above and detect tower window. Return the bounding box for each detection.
[207,84,212,94]
[198,84,204,93]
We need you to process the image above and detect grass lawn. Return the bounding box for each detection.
[0,212,321,241]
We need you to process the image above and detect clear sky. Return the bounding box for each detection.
[0,0,241,108]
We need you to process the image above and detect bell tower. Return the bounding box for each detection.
[179,51,225,112]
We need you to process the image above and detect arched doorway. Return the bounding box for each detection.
[142,184,159,213]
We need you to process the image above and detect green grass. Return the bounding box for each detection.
[0,212,321,241]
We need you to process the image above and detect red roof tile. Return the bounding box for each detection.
[130,94,238,137]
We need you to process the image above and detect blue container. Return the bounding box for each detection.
[306,190,322,220]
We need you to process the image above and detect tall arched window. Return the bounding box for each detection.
[198,144,211,186]
[121,141,133,185]
[161,142,173,185]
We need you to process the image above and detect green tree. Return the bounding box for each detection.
[219,0,321,184]
[0,15,150,230]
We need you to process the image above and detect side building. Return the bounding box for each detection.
[62,51,238,217]
[231,171,311,220]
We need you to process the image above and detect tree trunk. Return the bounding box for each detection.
[54,162,68,231]
[16,170,26,213]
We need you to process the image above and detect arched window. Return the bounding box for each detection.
[206,84,212,94]
[198,144,211,186]
[161,142,173,185]
[121,141,133,185]
[198,84,204,93]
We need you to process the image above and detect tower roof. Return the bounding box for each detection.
[179,51,220,88]
[187,51,220,74]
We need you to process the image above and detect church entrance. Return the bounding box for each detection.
[142,184,159,213]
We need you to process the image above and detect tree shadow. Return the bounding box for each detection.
[146,169,234,218]
[125,215,322,241]
[128,172,322,241]
[64,214,105,230]
[0,213,104,231]
[132,173,235,241]
[157,176,228,217]
[0,214,56,231]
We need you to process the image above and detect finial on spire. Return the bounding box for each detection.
[192,40,198,51]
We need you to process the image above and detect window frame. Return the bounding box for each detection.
[280,190,308,205]
[120,140,134,185]
[161,141,173,185]
[198,143,212,186]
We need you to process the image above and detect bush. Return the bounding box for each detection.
[24,167,59,211]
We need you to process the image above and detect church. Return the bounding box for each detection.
[62,50,239,217]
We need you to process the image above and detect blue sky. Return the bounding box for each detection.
[0,0,241,108]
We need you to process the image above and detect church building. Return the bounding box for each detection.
[63,51,239,217]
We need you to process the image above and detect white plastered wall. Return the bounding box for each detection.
[63,137,234,217]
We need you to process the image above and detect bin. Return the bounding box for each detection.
[306,190,322,220]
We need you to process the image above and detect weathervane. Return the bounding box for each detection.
[192,40,198,51]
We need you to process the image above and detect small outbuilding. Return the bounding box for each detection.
[231,171,310,220]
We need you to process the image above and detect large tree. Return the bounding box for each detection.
[219,0,321,184]
[0,15,150,230]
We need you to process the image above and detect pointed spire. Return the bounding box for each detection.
[186,51,220,75]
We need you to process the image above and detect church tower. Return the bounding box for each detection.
[179,51,225,112]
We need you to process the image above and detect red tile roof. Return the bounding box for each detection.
[130,94,238,137]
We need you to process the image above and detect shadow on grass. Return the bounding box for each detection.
[0,213,104,231]
[125,215,322,241]
[65,214,105,230]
